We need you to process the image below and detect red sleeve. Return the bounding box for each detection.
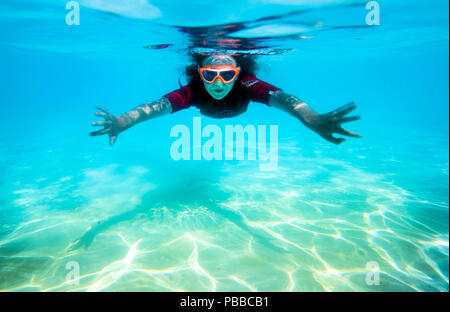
[164,83,193,113]
[240,75,281,105]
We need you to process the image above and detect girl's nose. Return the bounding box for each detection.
[214,78,224,86]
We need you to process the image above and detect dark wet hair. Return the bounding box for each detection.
[184,53,259,83]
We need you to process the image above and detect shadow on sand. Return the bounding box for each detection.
[68,163,289,255]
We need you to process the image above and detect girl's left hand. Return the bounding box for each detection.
[308,102,361,145]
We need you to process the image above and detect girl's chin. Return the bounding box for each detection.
[211,92,227,100]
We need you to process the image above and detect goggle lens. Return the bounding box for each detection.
[203,70,218,82]
[220,70,237,81]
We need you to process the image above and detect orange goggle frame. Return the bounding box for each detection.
[198,65,241,84]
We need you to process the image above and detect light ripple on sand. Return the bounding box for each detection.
[0,143,448,291]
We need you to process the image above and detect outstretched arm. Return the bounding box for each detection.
[90,97,172,146]
[269,91,361,144]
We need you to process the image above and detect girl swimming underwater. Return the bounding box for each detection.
[90,53,361,145]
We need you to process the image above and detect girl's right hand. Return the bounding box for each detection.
[89,105,124,146]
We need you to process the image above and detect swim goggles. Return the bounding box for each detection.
[198,64,241,84]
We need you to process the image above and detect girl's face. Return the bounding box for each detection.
[200,55,238,100]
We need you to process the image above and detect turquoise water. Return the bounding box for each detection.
[0,0,448,292]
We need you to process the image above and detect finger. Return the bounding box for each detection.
[340,115,361,124]
[89,128,110,136]
[335,127,362,138]
[333,102,357,117]
[95,112,109,118]
[96,105,111,115]
[109,135,118,146]
[91,121,112,127]
[320,134,345,145]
